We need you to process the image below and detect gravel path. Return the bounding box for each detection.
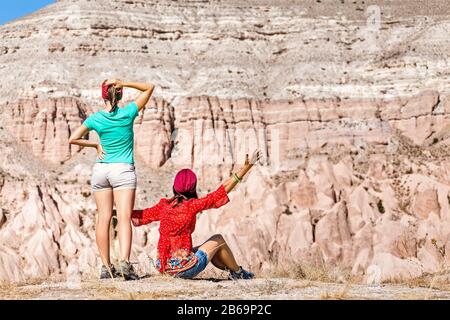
[2,277,450,300]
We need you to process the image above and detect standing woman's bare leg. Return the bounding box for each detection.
[94,189,114,266]
[113,188,136,261]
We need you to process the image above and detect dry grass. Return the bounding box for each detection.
[265,260,362,285]
[387,272,450,292]
[320,284,352,300]
[0,281,20,299]
[371,269,450,300]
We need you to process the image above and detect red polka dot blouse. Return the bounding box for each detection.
[132,185,230,273]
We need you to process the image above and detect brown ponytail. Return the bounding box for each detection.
[107,85,118,110]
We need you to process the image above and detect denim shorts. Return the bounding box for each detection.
[91,163,137,192]
[175,250,209,279]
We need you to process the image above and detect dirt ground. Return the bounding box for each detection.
[1,275,450,300]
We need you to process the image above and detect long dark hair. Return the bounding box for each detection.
[169,187,198,208]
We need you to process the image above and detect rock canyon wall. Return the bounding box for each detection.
[1,0,450,284]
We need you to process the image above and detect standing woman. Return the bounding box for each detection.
[69,79,154,280]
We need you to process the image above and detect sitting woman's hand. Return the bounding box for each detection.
[246,149,262,166]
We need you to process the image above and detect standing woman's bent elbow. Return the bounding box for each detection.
[68,125,98,149]
[135,84,155,111]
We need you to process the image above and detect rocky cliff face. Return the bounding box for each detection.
[4,97,91,163]
[1,0,450,284]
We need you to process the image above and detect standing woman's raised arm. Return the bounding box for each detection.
[104,79,155,112]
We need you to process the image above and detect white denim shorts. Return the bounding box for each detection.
[91,163,137,192]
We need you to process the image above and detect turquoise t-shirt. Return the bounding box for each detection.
[83,102,139,164]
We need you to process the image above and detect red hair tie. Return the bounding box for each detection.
[101,82,123,100]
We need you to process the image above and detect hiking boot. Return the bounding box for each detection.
[100,264,119,279]
[118,261,140,281]
[228,266,255,280]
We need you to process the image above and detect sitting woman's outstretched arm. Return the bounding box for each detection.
[222,149,262,193]
[132,199,166,227]
[188,149,263,213]
[133,150,263,226]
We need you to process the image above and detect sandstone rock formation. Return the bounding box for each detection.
[1,0,450,285]
[4,97,91,163]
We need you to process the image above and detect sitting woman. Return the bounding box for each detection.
[131,150,262,280]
